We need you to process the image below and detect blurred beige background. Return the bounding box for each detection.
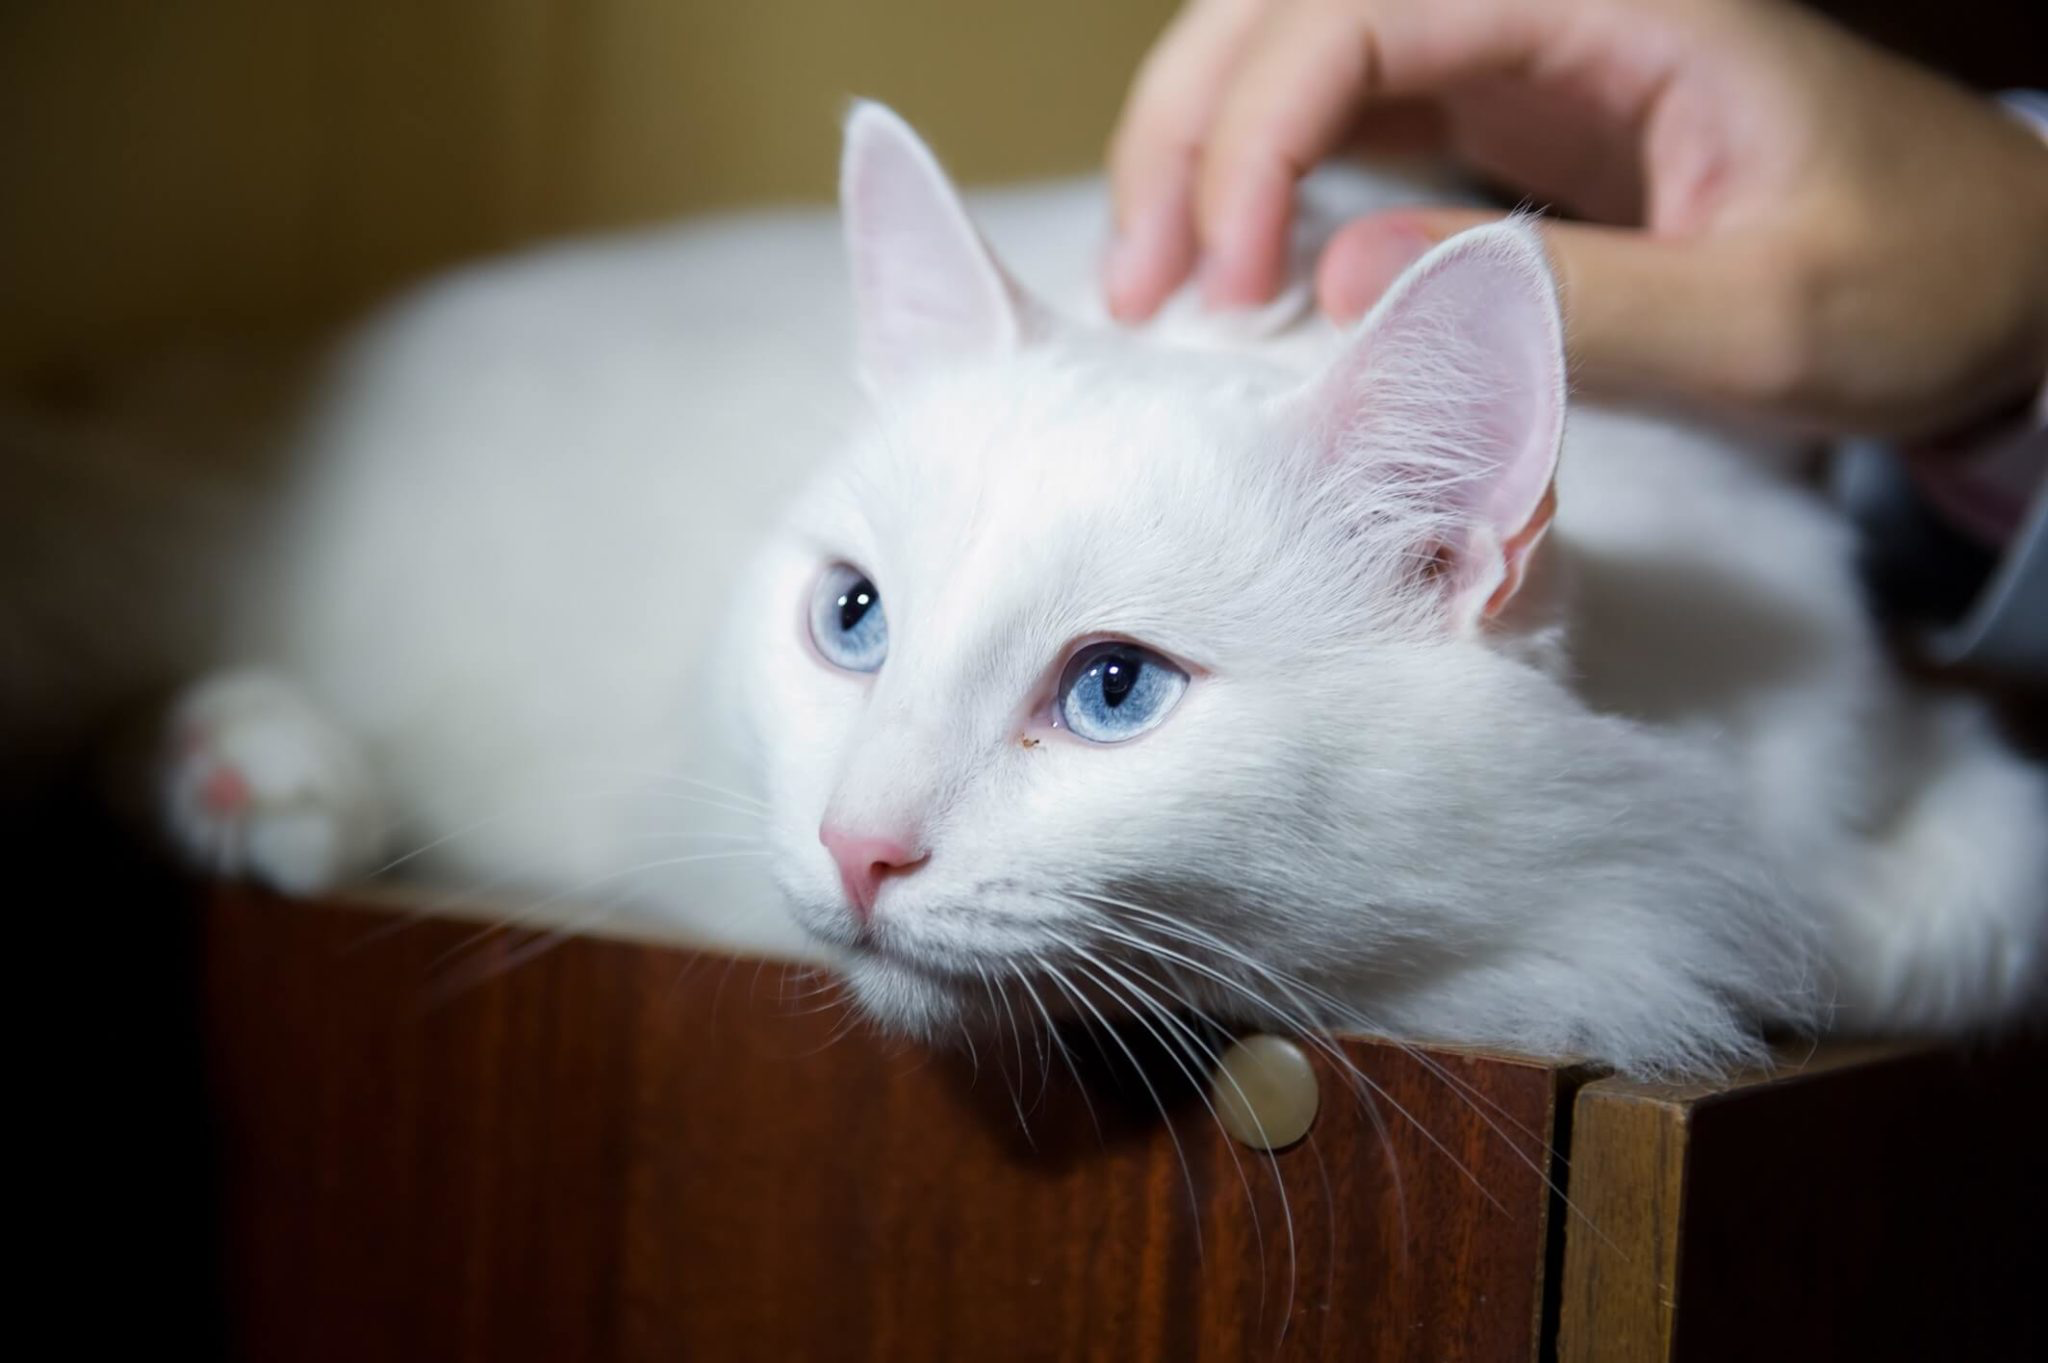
[0,0,1177,374]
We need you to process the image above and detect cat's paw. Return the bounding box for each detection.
[160,671,383,894]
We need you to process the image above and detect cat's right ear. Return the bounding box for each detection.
[1289,222,1566,630]
[841,101,1031,387]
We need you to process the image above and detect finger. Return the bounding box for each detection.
[1315,209,1481,320]
[1105,0,1273,321]
[1104,161,1201,324]
[1320,211,1791,412]
[1197,0,1556,308]
[1195,1,1376,308]
[1543,224,1803,414]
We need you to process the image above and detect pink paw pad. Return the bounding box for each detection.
[199,763,254,815]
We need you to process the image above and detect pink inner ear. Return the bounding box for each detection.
[841,102,1022,384]
[1485,483,1557,618]
[1307,224,1566,623]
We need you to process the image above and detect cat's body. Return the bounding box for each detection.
[152,107,2045,1074]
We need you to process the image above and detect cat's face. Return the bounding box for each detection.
[742,104,1567,1037]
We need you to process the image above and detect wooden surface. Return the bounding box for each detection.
[1556,1042,2048,1363]
[1552,1083,1691,1361]
[192,885,2048,1361]
[200,887,1577,1363]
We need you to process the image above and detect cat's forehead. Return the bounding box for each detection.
[811,346,1316,673]
[865,348,1285,524]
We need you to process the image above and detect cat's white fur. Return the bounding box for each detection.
[156,104,2045,1074]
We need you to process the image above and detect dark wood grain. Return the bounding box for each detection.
[201,888,1577,1363]
[1556,1040,2048,1363]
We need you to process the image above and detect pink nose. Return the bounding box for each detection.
[819,824,926,920]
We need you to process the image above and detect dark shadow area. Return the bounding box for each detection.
[13,761,227,1356]
[933,1007,1239,1169]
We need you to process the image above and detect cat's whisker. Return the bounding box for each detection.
[346,787,648,947]
[1101,912,1618,1267]
[422,897,629,1005]
[1051,934,1293,1330]
[578,762,772,813]
[1012,963,1098,1140]
[999,965,1048,1113]
[781,991,855,1018]
[340,779,770,955]
[409,847,773,994]
[1036,957,1206,1261]
[423,911,525,975]
[972,963,1036,1140]
[1088,934,1418,1262]
[793,997,870,1058]
[626,790,771,821]
[1105,906,1503,1107]
[954,1010,981,1084]
[616,830,768,843]
[1096,909,1423,1248]
[366,806,528,880]
[1072,907,1508,1218]
[777,966,845,1006]
[346,857,557,955]
[374,784,759,878]
[1097,899,1591,1236]
[974,962,1019,1083]
[762,958,853,1022]
[791,970,844,1003]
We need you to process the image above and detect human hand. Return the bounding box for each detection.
[1105,0,2048,437]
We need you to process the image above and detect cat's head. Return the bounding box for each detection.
[742,103,1568,1039]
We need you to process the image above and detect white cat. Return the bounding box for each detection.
[154,103,2045,1075]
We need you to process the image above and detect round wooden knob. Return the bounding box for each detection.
[1211,1033,1319,1150]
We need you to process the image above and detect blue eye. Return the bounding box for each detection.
[808,563,888,672]
[1057,642,1189,743]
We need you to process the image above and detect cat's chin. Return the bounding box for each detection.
[836,951,976,1039]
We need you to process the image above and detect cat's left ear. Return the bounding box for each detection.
[1295,222,1565,628]
[841,101,1034,387]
